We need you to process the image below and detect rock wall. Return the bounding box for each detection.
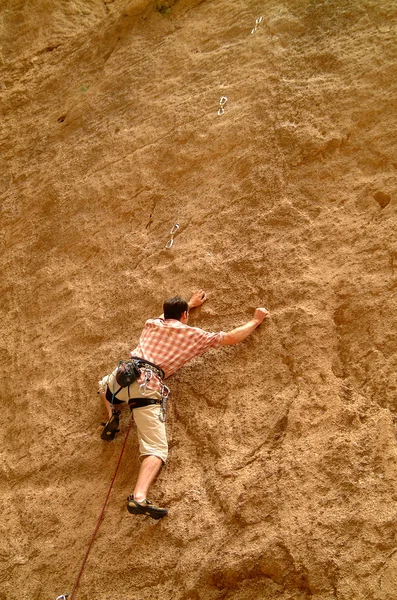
[1,0,396,599]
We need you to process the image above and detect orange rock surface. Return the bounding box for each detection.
[1,1,396,599]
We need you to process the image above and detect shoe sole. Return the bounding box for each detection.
[127,501,168,520]
[101,414,120,441]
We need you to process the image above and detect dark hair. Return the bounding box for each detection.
[163,296,188,320]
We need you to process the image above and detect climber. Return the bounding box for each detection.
[98,290,269,519]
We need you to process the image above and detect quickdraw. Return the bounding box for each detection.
[165,223,180,248]
[139,367,170,422]
[139,368,154,396]
[251,15,263,34]
[159,383,170,423]
[56,595,69,600]
[218,96,228,116]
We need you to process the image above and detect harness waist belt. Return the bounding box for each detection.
[130,356,165,380]
[128,397,160,410]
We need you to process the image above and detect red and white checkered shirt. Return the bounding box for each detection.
[130,318,225,386]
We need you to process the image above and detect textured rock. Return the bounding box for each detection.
[1,1,396,599]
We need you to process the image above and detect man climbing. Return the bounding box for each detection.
[98,290,269,519]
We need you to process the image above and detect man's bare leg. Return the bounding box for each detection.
[133,455,163,501]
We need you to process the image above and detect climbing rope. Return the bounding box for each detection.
[59,414,134,600]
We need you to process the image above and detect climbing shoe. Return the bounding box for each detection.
[100,410,120,441]
[126,495,168,520]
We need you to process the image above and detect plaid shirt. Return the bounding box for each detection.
[130,318,225,386]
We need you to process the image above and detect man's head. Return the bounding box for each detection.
[163,296,189,322]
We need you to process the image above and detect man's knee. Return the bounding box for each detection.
[140,451,168,465]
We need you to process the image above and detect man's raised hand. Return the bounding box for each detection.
[254,307,269,324]
[188,290,207,309]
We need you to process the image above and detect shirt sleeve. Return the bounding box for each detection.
[188,327,225,353]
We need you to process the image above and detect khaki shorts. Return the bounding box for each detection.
[115,380,168,464]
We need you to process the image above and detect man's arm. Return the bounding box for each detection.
[221,308,269,346]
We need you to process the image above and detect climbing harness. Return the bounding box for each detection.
[135,359,165,397]
[165,223,180,248]
[61,414,134,600]
[251,15,263,34]
[105,358,164,405]
[218,96,228,116]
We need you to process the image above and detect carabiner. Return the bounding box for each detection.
[159,406,166,423]
[169,223,180,235]
[159,384,170,422]
[139,369,153,396]
[161,384,170,400]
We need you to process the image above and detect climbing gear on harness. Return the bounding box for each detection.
[159,383,170,423]
[218,96,228,116]
[126,495,168,520]
[127,357,170,421]
[165,223,180,249]
[100,409,120,441]
[139,367,154,396]
[251,15,263,34]
[56,595,69,600]
[138,359,164,394]
[130,356,165,381]
[115,361,141,388]
[106,358,165,408]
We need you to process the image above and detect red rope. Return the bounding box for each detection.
[69,415,134,600]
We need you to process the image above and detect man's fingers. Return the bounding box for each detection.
[192,290,207,304]
[254,307,269,322]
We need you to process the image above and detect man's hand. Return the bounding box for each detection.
[253,307,269,324]
[188,289,207,309]
[221,306,270,346]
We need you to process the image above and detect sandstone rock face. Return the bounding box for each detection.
[1,1,396,599]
